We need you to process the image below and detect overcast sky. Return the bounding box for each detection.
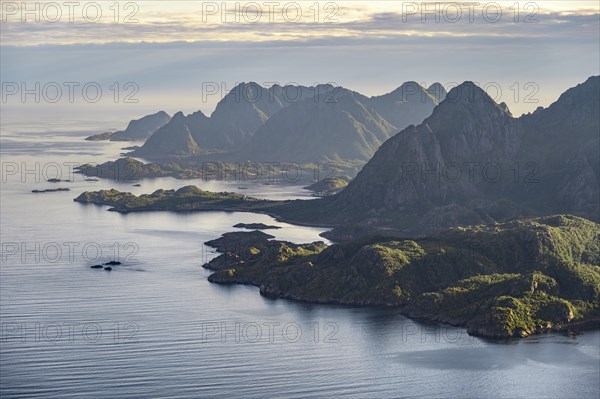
[1,1,599,125]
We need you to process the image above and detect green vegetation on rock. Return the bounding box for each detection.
[204,215,600,338]
[74,185,266,212]
[75,157,206,181]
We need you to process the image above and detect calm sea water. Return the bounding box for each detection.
[1,120,599,398]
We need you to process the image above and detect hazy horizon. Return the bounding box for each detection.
[2,1,599,122]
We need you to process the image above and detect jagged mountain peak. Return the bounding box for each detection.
[366,81,440,129]
[385,81,432,101]
[444,81,494,103]
[315,83,337,91]
[430,81,513,121]
[172,111,186,120]
[230,81,260,89]
[521,75,599,155]
[188,110,208,119]
[132,115,200,157]
[244,88,397,163]
[92,110,171,141]
[320,77,598,233]
[555,75,599,103]
[499,102,512,115]
[218,82,267,104]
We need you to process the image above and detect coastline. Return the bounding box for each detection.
[210,275,600,339]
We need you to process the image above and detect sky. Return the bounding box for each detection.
[1,1,599,125]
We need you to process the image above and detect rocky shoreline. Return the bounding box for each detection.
[72,186,339,229]
[202,216,600,339]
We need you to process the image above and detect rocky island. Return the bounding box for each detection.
[74,186,272,213]
[75,156,340,188]
[72,184,334,228]
[32,188,70,193]
[74,185,269,213]
[233,223,281,230]
[75,157,206,181]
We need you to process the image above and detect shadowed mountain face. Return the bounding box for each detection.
[242,83,449,164]
[132,82,320,157]
[243,89,397,163]
[137,111,201,156]
[111,111,171,140]
[194,82,319,149]
[86,111,171,141]
[368,81,441,129]
[281,77,599,234]
[132,82,445,162]
[337,82,523,210]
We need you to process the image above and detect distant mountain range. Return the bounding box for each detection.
[130,82,446,165]
[81,76,599,237]
[86,111,171,141]
[273,76,599,235]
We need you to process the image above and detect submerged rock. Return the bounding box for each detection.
[32,188,70,193]
[104,261,122,266]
